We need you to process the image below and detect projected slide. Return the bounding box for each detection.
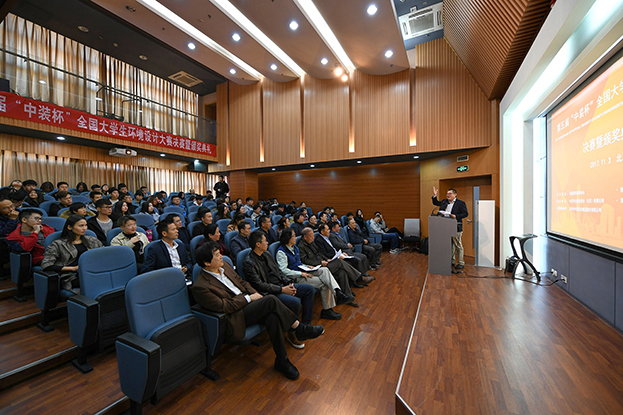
[549,54,623,253]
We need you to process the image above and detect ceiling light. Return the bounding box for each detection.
[413,155,419,159]
[270,64,278,70]
[95,97,103,101]
[137,0,261,79]
[139,54,148,60]
[385,50,393,58]
[210,0,305,77]
[357,160,362,164]
[289,21,299,31]
[367,5,378,15]
[310,164,315,168]
[160,153,166,157]
[232,33,241,42]
[271,168,276,171]
[187,42,196,50]
[230,68,237,74]
[341,74,348,82]
[57,136,65,140]
[321,57,328,65]
[334,67,343,76]
[78,25,89,33]
[194,159,199,163]
[38,80,46,84]
[293,0,355,73]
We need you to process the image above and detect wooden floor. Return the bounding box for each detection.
[396,267,623,415]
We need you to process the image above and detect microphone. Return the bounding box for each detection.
[430,207,439,216]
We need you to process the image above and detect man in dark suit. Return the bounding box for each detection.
[141,219,192,276]
[346,218,382,268]
[192,241,324,380]
[257,215,279,244]
[329,221,372,276]
[230,221,251,260]
[432,186,469,270]
[291,212,306,236]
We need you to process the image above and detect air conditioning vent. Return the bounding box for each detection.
[168,71,203,88]
[457,155,469,162]
[399,3,443,40]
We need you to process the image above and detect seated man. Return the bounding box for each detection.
[87,199,115,245]
[59,202,96,219]
[373,211,404,238]
[315,223,374,286]
[110,216,150,264]
[329,221,373,275]
[347,218,382,268]
[297,228,360,301]
[133,190,145,206]
[242,197,254,214]
[170,213,191,251]
[117,183,130,198]
[257,215,279,245]
[243,230,317,348]
[169,193,187,217]
[250,204,262,223]
[291,212,306,236]
[56,181,69,193]
[141,219,192,276]
[192,209,213,238]
[7,209,55,265]
[49,191,72,217]
[193,241,324,380]
[370,214,401,254]
[276,228,347,320]
[86,191,102,213]
[317,212,329,225]
[230,221,251,260]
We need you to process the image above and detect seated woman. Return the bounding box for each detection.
[198,223,230,258]
[60,202,96,219]
[24,189,43,207]
[72,182,89,195]
[101,184,110,196]
[40,181,55,194]
[355,209,370,236]
[41,214,103,293]
[141,201,160,224]
[276,216,290,239]
[227,213,246,233]
[213,203,230,223]
[110,200,130,224]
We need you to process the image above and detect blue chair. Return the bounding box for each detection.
[163,206,185,216]
[341,215,349,227]
[216,219,230,234]
[236,248,252,280]
[243,217,253,226]
[188,211,198,222]
[19,207,47,217]
[134,213,155,228]
[268,242,280,258]
[203,201,216,209]
[187,221,202,238]
[67,246,138,373]
[106,227,146,246]
[39,201,56,214]
[306,207,312,217]
[43,194,55,202]
[271,215,282,226]
[340,227,362,253]
[9,250,42,302]
[224,230,238,251]
[72,196,90,204]
[230,211,236,219]
[158,212,179,223]
[303,221,310,227]
[116,268,218,414]
[33,230,98,331]
[58,207,69,216]
[367,219,384,246]
[190,235,204,264]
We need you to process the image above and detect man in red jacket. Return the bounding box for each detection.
[7,209,55,265]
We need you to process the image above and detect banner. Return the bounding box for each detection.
[0,91,216,157]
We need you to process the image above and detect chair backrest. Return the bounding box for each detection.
[42,216,66,231]
[404,218,421,237]
[134,213,155,228]
[296,235,302,245]
[39,201,55,213]
[188,211,198,222]
[271,215,282,226]
[58,207,69,216]
[236,248,252,280]
[339,226,350,243]
[224,230,238,250]
[21,207,48,217]
[43,194,56,202]
[189,235,205,264]
[268,242,280,258]
[106,227,146,246]
[230,211,236,219]
[243,217,253,225]
[203,201,216,209]
[125,268,190,338]
[223,255,234,268]
[341,215,348,227]
[72,196,90,204]
[159,212,181,223]
[79,246,137,300]
[163,206,185,216]
[187,221,201,238]
[216,219,230,234]
[303,221,310,227]
[44,231,62,249]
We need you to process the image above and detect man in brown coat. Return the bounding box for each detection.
[192,241,324,380]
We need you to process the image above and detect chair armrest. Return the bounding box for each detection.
[116,332,161,405]
[191,304,227,356]
[33,270,60,311]
[353,244,363,253]
[368,233,382,244]
[10,251,32,284]
[67,295,100,348]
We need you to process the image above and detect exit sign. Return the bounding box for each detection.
[457,165,469,172]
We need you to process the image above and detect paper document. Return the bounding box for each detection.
[299,264,321,271]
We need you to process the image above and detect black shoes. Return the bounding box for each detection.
[274,357,300,380]
[336,292,355,306]
[454,264,464,269]
[295,323,325,340]
[320,308,342,320]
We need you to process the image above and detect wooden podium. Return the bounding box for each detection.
[428,215,457,276]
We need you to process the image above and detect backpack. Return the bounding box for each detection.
[419,237,429,255]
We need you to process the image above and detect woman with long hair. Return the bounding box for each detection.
[101,184,110,195]
[40,181,55,194]
[74,182,89,194]
[227,213,246,233]
[355,209,369,236]
[110,200,130,224]
[200,223,230,258]
[214,203,230,223]
[41,214,103,293]
[24,189,42,207]
[141,201,160,224]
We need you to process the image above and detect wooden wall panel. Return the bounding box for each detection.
[413,39,493,153]
[352,70,411,158]
[228,170,258,203]
[210,82,229,172]
[258,161,420,232]
[262,79,301,166]
[228,81,261,170]
[303,75,350,162]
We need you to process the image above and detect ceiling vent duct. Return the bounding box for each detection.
[168,71,203,88]
[398,3,443,40]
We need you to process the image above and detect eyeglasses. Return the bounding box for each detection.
[31,217,42,221]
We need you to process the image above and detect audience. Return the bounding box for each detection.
[373,211,404,238]
[250,203,262,223]
[86,191,103,213]
[170,213,191,251]
[73,182,88,195]
[59,202,96,219]
[170,193,187,217]
[258,215,279,245]
[192,209,213,238]
[49,191,72,217]
[87,199,115,245]
[141,201,160,224]
[369,215,402,254]
[230,221,251,260]
[24,189,42,207]
[227,213,246,233]
[0,180,23,200]
[141,219,192,276]
[193,241,323,380]
[110,200,130,224]
[291,212,306,236]
[355,209,370,236]
[329,221,372,276]
[347,218,382,268]
[110,216,150,264]
[41,214,103,293]
[308,214,319,231]
[108,187,120,205]
[201,223,230,258]
[7,208,55,265]
[40,181,54,194]
[56,181,69,193]
[214,203,230,223]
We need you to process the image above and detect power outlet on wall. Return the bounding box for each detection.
[561,274,568,284]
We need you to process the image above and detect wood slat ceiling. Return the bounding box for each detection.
[442,0,551,100]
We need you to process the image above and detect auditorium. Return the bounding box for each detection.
[1,0,623,414]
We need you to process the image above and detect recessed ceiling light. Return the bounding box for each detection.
[188,42,196,50]
[113,42,119,48]
[271,168,276,171]
[357,160,362,164]
[57,136,65,140]
[334,67,343,76]
[194,159,199,163]
[321,57,328,65]
[310,164,315,168]
[77,25,89,33]
[229,68,237,74]
[341,74,348,82]
[413,155,419,159]
[160,153,166,157]
[385,50,393,58]
[367,5,378,15]
[38,80,46,84]
[232,33,241,42]
[95,97,102,101]
[139,54,148,60]
[270,64,278,70]
[289,21,299,31]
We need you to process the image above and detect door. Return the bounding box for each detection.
[439,176,492,260]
